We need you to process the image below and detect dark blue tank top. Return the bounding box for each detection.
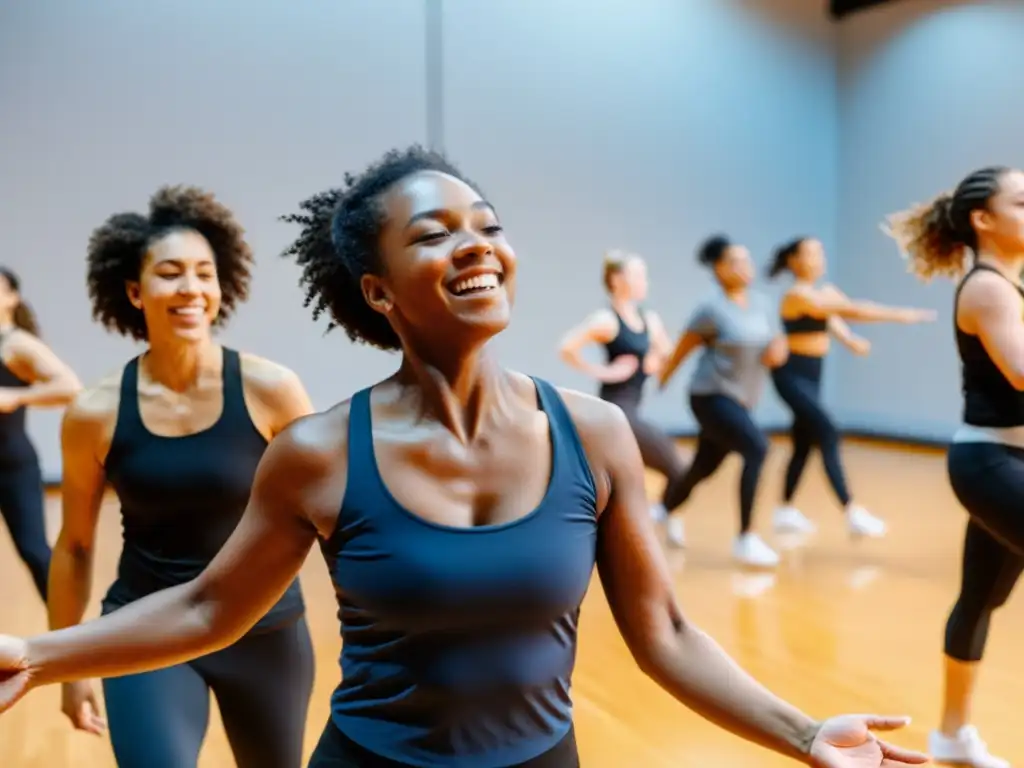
[598,309,650,406]
[0,334,37,470]
[102,347,304,631]
[956,264,1024,428]
[781,314,828,334]
[321,378,598,768]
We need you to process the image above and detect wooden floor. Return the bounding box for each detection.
[2,437,1022,767]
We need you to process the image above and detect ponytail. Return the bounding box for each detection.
[767,238,805,280]
[885,166,1009,282]
[884,192,969,281]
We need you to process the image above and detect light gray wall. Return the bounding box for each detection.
[834,0,1024,440]
[1,1,836,481]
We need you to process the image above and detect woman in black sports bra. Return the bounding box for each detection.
[765,237,934,539]
[0,268,80,604]
[559,250,687,521]
[887,165,1024,768]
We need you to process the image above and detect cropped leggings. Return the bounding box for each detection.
[770,354,851,507]
[0,459,51,601]
[600,387,687,508]
[664,394,768,533]
[944,441,1024,662]
[101,616,315,768]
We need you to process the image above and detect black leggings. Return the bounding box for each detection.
[665,394,769,533]
[0,461,50,601]
[101,617,315,768]
[944,441,1024,662]
[600,389,687,507]
[308,720,579,767]
[771,354,851,507]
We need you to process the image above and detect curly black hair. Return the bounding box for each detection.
[280,145,480,351]
[697,234,732,267]
[86,185,253,340]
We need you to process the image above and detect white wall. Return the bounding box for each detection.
[834,0,1024,440]
[1,1,837,480]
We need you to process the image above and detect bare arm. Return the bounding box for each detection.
[959,272,1024,390]
[240,353,316,438]
[788,285,931,324]
[26,412,339,687]
[645,311,674,360]
[2,332,81,408]
[827,316,869,354]
[558,310,628,383]
[575,397,818,760]
[658,331,704,389]
[48,392,113,636]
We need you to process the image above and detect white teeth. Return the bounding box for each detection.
[451,273,500,295]
[171,307,203,316]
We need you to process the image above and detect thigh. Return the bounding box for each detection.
[307,720,398,767]
[692,395,766,456]
[959,519,1024,608]
[203,619,316,768]
[0,464,46,541]
[948,442,1024,556]
[103,663,210,768]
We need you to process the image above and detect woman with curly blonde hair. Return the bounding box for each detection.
[886,165,1024,768]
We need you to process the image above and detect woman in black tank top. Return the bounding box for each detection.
[559,251,688,520]
[0,269,80,604]
[45,187,316,768]
[764,238,933,541]
[0,149,926,768]
[887,165,1024,768]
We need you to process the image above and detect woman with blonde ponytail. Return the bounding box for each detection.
[888,166,1024,768]
[0,268,80,603]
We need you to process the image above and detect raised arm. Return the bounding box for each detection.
[958,271,1024,389]
[786,284,933,325]
[827,316,870,356]
[25,410,341,689]
[1,331,81,408]
[571,393,926,766]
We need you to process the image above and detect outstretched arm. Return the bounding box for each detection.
[827,316,870,355]
[26,414,337,687]
[572,396,925,765]
[790,285,933,325]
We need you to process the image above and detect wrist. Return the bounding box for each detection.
[793,718,822,761]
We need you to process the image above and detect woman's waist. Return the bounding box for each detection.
[785,332,830,357]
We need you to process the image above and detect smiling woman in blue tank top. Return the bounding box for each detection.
[0,149,926,768]
[765,237,933,541]
[43,187,316,768]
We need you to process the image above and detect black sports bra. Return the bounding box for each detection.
[782,315,828,334]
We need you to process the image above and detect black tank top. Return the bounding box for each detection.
[101,347,304,631]
[782,315,828,334]
[956,264,1024,428]
[598,309,650,405]
[0,333,37,469]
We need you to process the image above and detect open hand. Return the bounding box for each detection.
[0,635,32,715]
[809,715,929,767]
[61,680,106,735]
[848,337,871,356]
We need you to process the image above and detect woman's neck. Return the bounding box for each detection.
[723,285,748,305]
[0,309,13,333]
[976,249,1024,284]
[143,336,219,392]
[395,342,506,445]
[610,295,638,317]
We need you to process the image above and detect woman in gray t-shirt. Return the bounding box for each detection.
[658,235,786,568]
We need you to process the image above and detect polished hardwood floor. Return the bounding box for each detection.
[2,437,1022,766]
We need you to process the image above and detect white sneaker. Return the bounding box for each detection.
[929,725,1009,768]
[773,505,817,534]
[666,515,686,548]
[649,502,668,522]
[846,504,887,538]
[732,533,780,568]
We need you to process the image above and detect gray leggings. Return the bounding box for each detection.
[101,617,315,768]
[600,390,687,507]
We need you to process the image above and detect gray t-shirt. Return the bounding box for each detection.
[686,291,779,409]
